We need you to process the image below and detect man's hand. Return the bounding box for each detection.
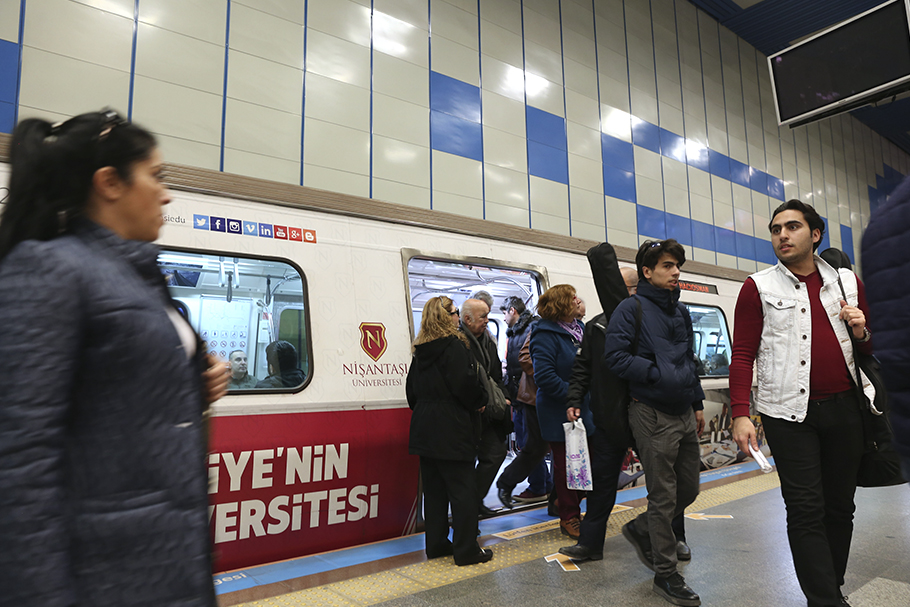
[694,410,705,436]
[839,300,866,339]
[732,416,758,453]
[203,353,230,405]
[567,407,581,422]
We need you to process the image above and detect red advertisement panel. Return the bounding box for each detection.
[208,408,418,571]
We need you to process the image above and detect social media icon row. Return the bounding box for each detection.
[193,214,316,243]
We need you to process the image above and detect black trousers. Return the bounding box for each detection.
[497,403,551,492]
[420,457,481,562]
[577,429,628,550]
[762,391,863,607]
[475,420,507,502]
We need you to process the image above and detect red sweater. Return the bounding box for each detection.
[729,270,872,418]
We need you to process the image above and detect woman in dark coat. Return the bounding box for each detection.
[406,296,493,566]
[530,284,594,539]
[0,111,229,607]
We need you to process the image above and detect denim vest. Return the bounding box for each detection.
[750,256,874,422]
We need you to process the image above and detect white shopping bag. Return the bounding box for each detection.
[563,419,593,490]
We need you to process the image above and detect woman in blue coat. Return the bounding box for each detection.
[0,111,229,607]
[530,284,594,539]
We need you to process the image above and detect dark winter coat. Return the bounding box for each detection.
[530,319,594,442]
[406,335,487,461]
[861,174,910,459]
[504,311,537,401]
[461,325,514,438]
[566,313,634,449]
[0,220,215,607]
[604,281,705,416]
[255,368,306,388]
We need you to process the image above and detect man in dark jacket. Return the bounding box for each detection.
[496,297,551,506]
[460,298,512,516]
[255,340,306,388]
[604,239,705,607]
[861,176,910,482]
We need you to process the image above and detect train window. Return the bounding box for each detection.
[684,304,732,377]
[159,249,311,393]
[403,253,546,361]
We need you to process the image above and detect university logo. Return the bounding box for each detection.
[359,322,388,362]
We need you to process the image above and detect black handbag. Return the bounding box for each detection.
[836,275,906,487]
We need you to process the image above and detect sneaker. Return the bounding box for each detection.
[676,540,691,561]
[513,489,548,504]
[622,520,654,571]
[558,543,602,561]
[559,517,581,539]
[653,572,700,606]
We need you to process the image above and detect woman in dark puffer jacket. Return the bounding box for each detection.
[0,111,229,607]
[406,296,493,566]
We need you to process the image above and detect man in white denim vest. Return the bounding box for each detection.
[730,200,873,607]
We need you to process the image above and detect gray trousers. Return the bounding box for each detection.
[629,400,700,577]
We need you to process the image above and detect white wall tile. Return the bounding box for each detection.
[532,211,570,235]
[431,0,478,50]
[481,56,526,102]
[303,163,369,197]
[524,40,563,86]
[25,0,132,71]
[483,127,528,172]
[228,51,302,115]
[433,190,484,219]
[136,24,224,95]
[235,0,304,24]
[565,89,599,130]
[372,178,431,209]
[562,29,596,66]
[522,7,561,53]
[132,75,221,145]
[636,175,663,210]
[374,52,429,107]
[303,117,370,175]
[662,157,688,191]
[306,29,371,89]
[479,0,522,35]
[664,185,689,217]
[223,147,300,184]
[690,192,713,224]
[529,175,569,218]
[564,58,598,100]
[634,147,662,182]
[375,0,428,30]
[486,200,530,228]
[374,11,429,67]
[607,228,639,249]
[600,76,630,113]
[432,151,483,198]
[572,220,607,241]
[74,0,133,19]
[482,91,526,137]
[480,20,523,67]
[525,76,565,117]
[225,98,301,161]
[307,0,371,47]
[484,163,528,207]
[0,1,19,42]
[137,0,225,44]
[373,93,430,147]
[154,133,220,171]
[567,122,602,162]
[605,196,637,233]
[570,187,605,225]
[231,4,304,69]
[20,47,129,118]
[432,35,480,86]
[372,135,430,187]
[568,153,603,194]
[304,72,369,132]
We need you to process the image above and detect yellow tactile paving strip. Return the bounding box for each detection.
[235,472,781,607]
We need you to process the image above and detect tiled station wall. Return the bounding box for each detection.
[1,0,907,271]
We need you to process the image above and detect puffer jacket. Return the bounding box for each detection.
[504,311,537,400]
[0,220,215,607]
[530,319,594,442]
[862,173,910,459]
[406,335,487,460]
[604,280,705,416]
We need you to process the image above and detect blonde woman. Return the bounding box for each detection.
[406,296,493,566]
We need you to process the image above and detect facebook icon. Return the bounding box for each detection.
[210,217,226,232]
[258,223,273,238]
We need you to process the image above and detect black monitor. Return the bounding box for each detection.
[769,0,910,126]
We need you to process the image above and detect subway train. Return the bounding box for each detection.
[0,161,757,573]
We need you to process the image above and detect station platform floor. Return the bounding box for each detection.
[216,461,910,607]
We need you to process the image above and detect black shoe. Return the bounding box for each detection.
[676,540,691,561]
[622,521,654,571]
[455,548,493,566]
[558,543,603,562]
[653,572,700,606]
[497,486,514,509]
[478,504,499,517]
[547,492,559,517]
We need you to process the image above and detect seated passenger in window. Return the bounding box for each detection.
[255,340,305,388]
[708,352,729,376]
[227,349,258,389]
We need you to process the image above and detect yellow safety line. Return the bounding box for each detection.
[235,472,780,606]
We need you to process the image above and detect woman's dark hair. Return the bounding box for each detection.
[769,199,826,251]
[0,110,157,261]
[635,239,686,281]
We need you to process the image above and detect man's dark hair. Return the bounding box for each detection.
[500,296,526,314]
[265,340,298,373]
[769,199,825,252]
[635,239,686,281]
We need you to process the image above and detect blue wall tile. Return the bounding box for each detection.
[603,164,636,203]
[430,110,483,161]
[729,158,751,187]
[430,71,481,123]
[631,119,660,154]
[735,232,755,260]
[755,239,777,265]
[818,217,830,252]
[768,176,785,201]
[709,150,730,180]
[840,225,854,264]
[715,226,736,256]
[0,100,13,134]
[601,133,635,173]
[526,106,567,151]
[637,205,666,238]
[687,143,710,172]
[750,169,767,196]
[528,140,569,184]
[0,39,18,106]
[659,128,686,163]
[692,220,715,251]
[666,213,692,246]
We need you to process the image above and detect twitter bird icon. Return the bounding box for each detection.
[193,214,209,230]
